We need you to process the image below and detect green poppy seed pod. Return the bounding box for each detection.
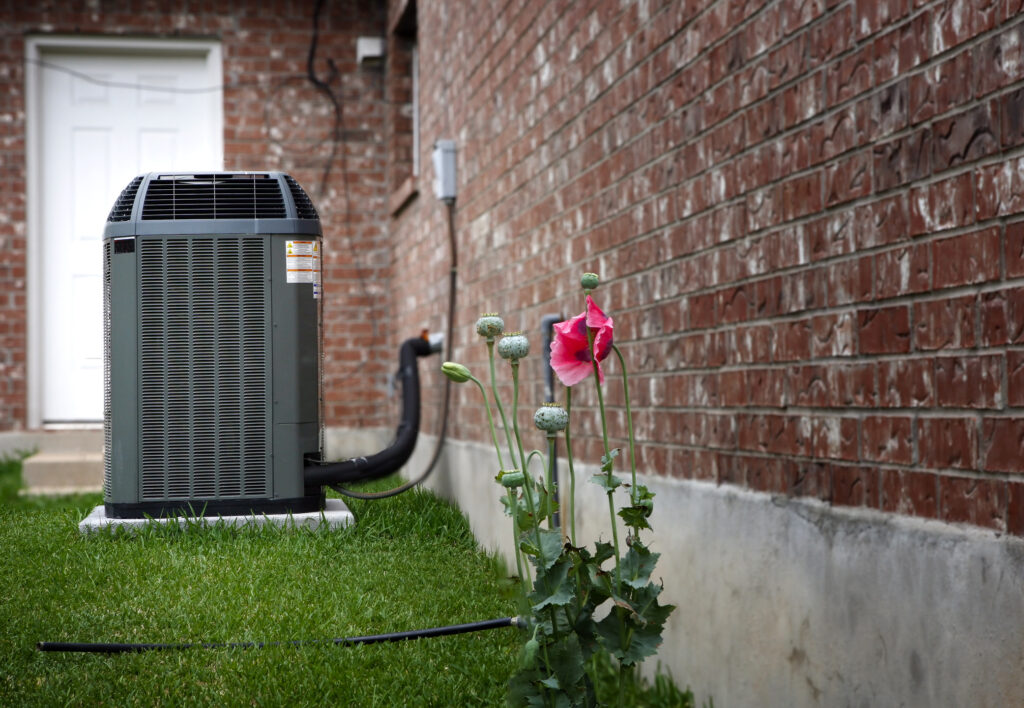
[441,361,473,383]
[497,332,529,361]
[581,272,599,291]
[534,402,568,433]
[500,470,526,488]
[521,637,540,669]
[475,313,505,339]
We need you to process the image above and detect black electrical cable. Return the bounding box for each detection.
[328,198,458,500]
[37,616,519,654]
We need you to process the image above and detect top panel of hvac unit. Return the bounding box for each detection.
[103,172,321,238]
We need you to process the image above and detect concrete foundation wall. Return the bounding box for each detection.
[413,437,1024,708]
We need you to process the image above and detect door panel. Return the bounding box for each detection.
[39,48,222,422]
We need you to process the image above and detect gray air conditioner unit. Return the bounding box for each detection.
[102,172,323,518]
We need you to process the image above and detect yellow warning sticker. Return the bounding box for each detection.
[286,240,320,287]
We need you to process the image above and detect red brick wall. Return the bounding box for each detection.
[0,0,391,431]
[392,0,1024,535]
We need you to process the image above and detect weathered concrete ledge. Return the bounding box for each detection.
[414,437,1024,708]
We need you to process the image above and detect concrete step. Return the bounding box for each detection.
[22,451,103,495]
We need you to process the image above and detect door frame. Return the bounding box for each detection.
[25,35,223,428]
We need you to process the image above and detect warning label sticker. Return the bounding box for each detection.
[286,240,320,290]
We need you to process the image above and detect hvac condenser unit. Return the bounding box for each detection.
[102,172,323,518]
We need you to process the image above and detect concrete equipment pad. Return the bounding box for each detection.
[78,498,354,534]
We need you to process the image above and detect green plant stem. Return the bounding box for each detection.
[563,387,577,547]
[546,436,556,530]
[612,345,638,504]
[511,362,544,568]
[487,340,519,470]
[470,376,504,470]
[510,362,529,498]
[506,488,527,588]
[586,328,620,581]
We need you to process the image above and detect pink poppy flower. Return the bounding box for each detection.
[550,295,614,386]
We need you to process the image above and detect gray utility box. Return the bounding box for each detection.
[102,172,323,518]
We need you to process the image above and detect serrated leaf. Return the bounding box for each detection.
[593,541,616,565]
[600,448,621,472]
[524,528,565,571]
[618,505,653,531]
[539,676,561,690]
[530,560,575,611]
[589,472,623,492]
[619,545,660,589]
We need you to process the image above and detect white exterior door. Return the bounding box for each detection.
[32,41,223,423]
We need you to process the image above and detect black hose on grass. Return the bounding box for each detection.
[38,616,520,654]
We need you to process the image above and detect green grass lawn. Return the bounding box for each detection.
[0,455,697,707]
[0,458,519,706]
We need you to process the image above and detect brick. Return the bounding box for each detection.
[974,157,1024,220]
[827,45,874,107]
[934,355,1003,409]
[863,416,913,464]
[746,367,787,408]
[931,0,979,55]
[979,287,1024,346]
[832,465,878,507]
[742,455,787,494]
[731,324,773,365]
[972,20,1024,98]
[1009,481,1024,535]
[984,418,1024,473]
[932,104,1000,171]
[857,0,911,38]
[827,256,874,306]
[879,469,938,517]
[998,88,1024,149]
[909,173,975,235]
[856,195,909,249]
[909,50,972,125]
[932,227,1001,290]
[939,476,1007,531]
[917,417,979,469]
[810,416,858,461]
[858,305,911,354]
[870,79,908,139]
[1008,351,1024,406]
[824,151,872,207]
[875,243,930,299]
[789,365,830,407]
[873,128,931,191]
[913,295,976,351]
[773,319,812,362]
[878,358,934,407]
[789,461,832,501]
[832,362,878,407]
[811,312,855,357]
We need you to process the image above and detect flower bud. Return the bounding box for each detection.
[441,361,473,383]
[475,313,505,339]
[581,272,599,291]
[500,470,526,488]
[533,402,568,433]
[497,332,529,361]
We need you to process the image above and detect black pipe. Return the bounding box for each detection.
[37,616,520,654]
[304,336,433,486]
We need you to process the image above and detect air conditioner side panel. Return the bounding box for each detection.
[107,239,139,505]
[269,235,320,500]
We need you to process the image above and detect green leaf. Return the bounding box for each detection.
[618,505,653,531]
[539,676,561,690]
[600,448,621,472]
[593,541,616,565]
[595,584,676,666]
[619,545,659,589]
[525,528,565,571]
[531,560,574,611]
[547,633,588,704]
[589,473,623,492]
